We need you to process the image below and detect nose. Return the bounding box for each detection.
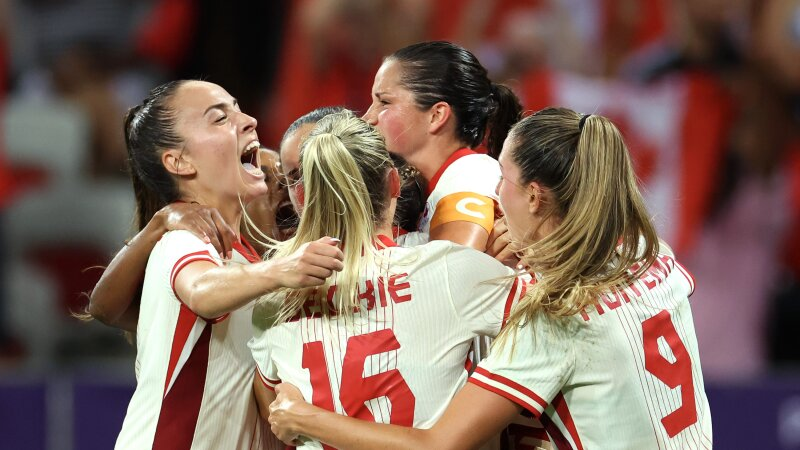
[362,104,377,125]
[495,179,502,196]
[240,112,258,134]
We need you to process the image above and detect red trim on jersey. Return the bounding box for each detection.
[170,250,230,322]
[501,278,520,328]
[153,320,211,450]
[467,377,541,419]
[539,412,574,450]
[375,234,398,248]
[427,148,476,195]
[470,367,548,411]
[170,250,216,303]
[163,304,199,395]
[551,392,583,450]
[234,237,261,263]
[256,367,281,392]
[392,225,409,238]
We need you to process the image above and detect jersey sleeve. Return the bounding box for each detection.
[249,302,282,391]
[429,155,501,233]
[444,245,523,338]
[161,230,222,304]
[468,314,574,418]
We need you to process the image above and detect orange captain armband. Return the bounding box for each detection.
[430,192,496,233]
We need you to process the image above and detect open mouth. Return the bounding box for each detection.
[241,141,263,176]
[275,200,298,234]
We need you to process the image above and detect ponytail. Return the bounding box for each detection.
[124,80,187,230]
[494,107,659,350]
[486,83,523,159]
[266,112,394,323]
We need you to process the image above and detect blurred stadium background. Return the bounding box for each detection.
[0,0,799,448]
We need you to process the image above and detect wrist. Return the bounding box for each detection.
[258,260,281,293]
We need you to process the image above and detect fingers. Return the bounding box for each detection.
[210,209,237,260]
[485,218,509,258]
[163,203,237,259]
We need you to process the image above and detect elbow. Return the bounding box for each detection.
[86,295,112,325]
[184,286,222,320]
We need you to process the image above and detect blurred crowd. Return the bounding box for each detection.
[0,0,798,382]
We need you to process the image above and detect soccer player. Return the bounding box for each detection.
[363,41,522,252]
[268,108,713,449]
[112,80,343,449]
[249,111,528,449]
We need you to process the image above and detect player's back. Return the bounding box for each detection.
[250,238,522,440]
[472,245,712,449]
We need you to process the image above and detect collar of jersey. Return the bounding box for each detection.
[427,147,477,196]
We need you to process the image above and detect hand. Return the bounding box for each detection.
[485,217,520,268]
[269,383,311,445]
[268,237,345,288]
[155,202,237,259]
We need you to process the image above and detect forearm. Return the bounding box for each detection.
[290,406,434,450]
[185,261,281,319]
[88,216,166,328]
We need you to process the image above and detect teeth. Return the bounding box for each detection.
[244,141,260,153]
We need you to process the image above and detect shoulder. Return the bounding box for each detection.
[157,230,220,260]
[432,154,500,198]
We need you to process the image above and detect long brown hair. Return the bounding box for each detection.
[496,107,659,347]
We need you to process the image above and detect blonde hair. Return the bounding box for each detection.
[263,111,395,322]
[495,107,659,347]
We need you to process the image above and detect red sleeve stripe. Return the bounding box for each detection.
[551,392,584,450]
[674,260,696,296]
[501,278,520,328]
[170,250,217,302]
[470,367,548,412]
[468,377,542,419]
[256,367,280,391]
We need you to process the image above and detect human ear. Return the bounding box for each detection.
[387,168,401,199]
[162,149,196,176]
[428,101,452,134]
[527,182,544,215]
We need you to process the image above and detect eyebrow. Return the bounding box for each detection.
[203,98,239,116]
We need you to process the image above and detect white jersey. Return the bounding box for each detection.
[116,231,271,450]
[470,244,713,449]
[249,237,524,450]
[397,148,500,248]
[397,149,502,372]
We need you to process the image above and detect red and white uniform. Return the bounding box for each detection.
[116,231,269,450]
[470,243,712,449]
[397,148,500,247]
[249,237,524,450]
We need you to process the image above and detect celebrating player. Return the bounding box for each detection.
[112,80,343,449]
[249,111,528,449]
[268,108,713,449]
[363,41,522,250]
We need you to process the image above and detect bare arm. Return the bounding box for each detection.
[175,237,344,319]
[253,373,277,422]
[429,221,490,251]
[269,382,521,450]
[87,203,237,330]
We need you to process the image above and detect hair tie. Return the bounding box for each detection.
[578,114,591,131]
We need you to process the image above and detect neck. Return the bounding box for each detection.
[405,137,467,182]
[180,190,243,239]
